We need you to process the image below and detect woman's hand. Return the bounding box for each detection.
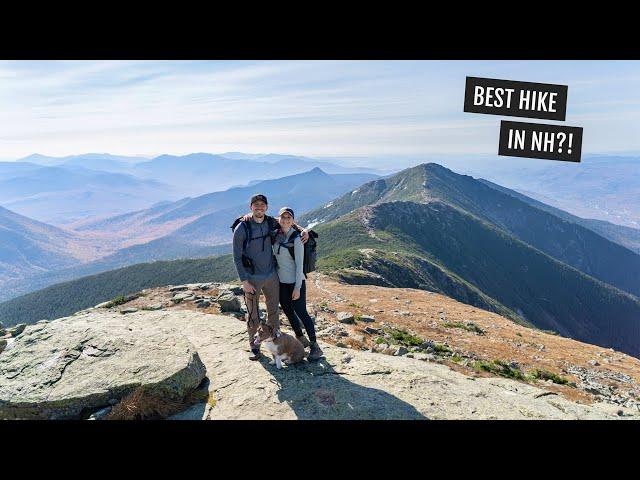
[242,213,252,222]
[292,289,300,301]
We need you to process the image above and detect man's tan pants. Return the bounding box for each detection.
[244,272,280,351]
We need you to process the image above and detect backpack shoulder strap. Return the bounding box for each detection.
[241,220,252,252]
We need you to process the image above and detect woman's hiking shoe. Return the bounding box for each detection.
[308,342,323,361]
[296,334,311,348]
[249,348,262,361]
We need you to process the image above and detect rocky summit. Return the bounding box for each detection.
[0,310,206,420]
[1,276,639,420]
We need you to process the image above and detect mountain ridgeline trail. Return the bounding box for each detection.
[302,163,640,358]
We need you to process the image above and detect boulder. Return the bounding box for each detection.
[0,311,206,420]
[217,292,241,312]
[394,346,409,356]
[169,285,190,292]
[359,315,376,323]
[197,301,211,309]
[87,406,112,420]
[218,284,244,295]
[337,312,355,324]
[172,293,191,303]
[8,324,26,337]
[146,304,164,311]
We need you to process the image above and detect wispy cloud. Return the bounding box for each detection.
[0,60,639,161]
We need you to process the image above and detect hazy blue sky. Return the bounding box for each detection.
[1,60,639,163]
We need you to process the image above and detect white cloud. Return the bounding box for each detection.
[0,60,639,160]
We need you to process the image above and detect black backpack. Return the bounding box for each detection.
[279,228,319,277]
[230,215,279,252]
[230,215,280,274]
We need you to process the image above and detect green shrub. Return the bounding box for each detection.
[442,321,485,335]
[384,327,424,346]
[529,368,571,385]
[432,343,452,354]
[105,295,128,308]
[471,359,525,380]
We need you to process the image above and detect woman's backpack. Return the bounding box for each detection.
[280,229,319,277]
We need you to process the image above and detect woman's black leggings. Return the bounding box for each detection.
[279,280,316,342]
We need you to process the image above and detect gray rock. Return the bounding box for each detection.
[588,359,600,366]
[359,315,375,323]
[172,293,191,302]
[394,346,409,356]
[0,339,6,354]
[167,402,209,420]
[36,320,50,324]
[120,308,139,314]
[197,301,211,309]
[217,292,241,312]
[95,301,112,308]
[87,406,112,420]
[337,312,355,324]
[364,326,381,335]
[146,304,164,311]
[218,284,244,295]
[0,311,206,420]
[198,283,214,291]
[170,285,190,292]
[412,352,436,361]
[8,324,26,337]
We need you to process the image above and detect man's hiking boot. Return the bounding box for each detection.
[249,348,262,361]
[296,334,311,348]
[308,342,323,361]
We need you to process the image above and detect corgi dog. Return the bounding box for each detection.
[253,323,306,369]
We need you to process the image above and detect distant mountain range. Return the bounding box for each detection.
[438,155,640,229]
[0,162,178,225]
[0,206,102,285]
[0,168,377,301]
[300,163,640,357]
[18,152,385,198]
[73,167,378,251]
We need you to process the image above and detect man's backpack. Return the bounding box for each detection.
[230,215,279,253]
[279,228,319,277]
[230,215,280,274]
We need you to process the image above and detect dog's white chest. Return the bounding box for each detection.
[263,340,279,356]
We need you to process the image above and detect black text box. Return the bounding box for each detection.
[498,120,583,162]
[464,77,568,121]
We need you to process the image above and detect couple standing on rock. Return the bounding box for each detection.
[232,194,323,362]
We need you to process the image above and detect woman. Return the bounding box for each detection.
[273,206,323,361]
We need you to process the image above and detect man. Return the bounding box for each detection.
[232,194,308,360]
